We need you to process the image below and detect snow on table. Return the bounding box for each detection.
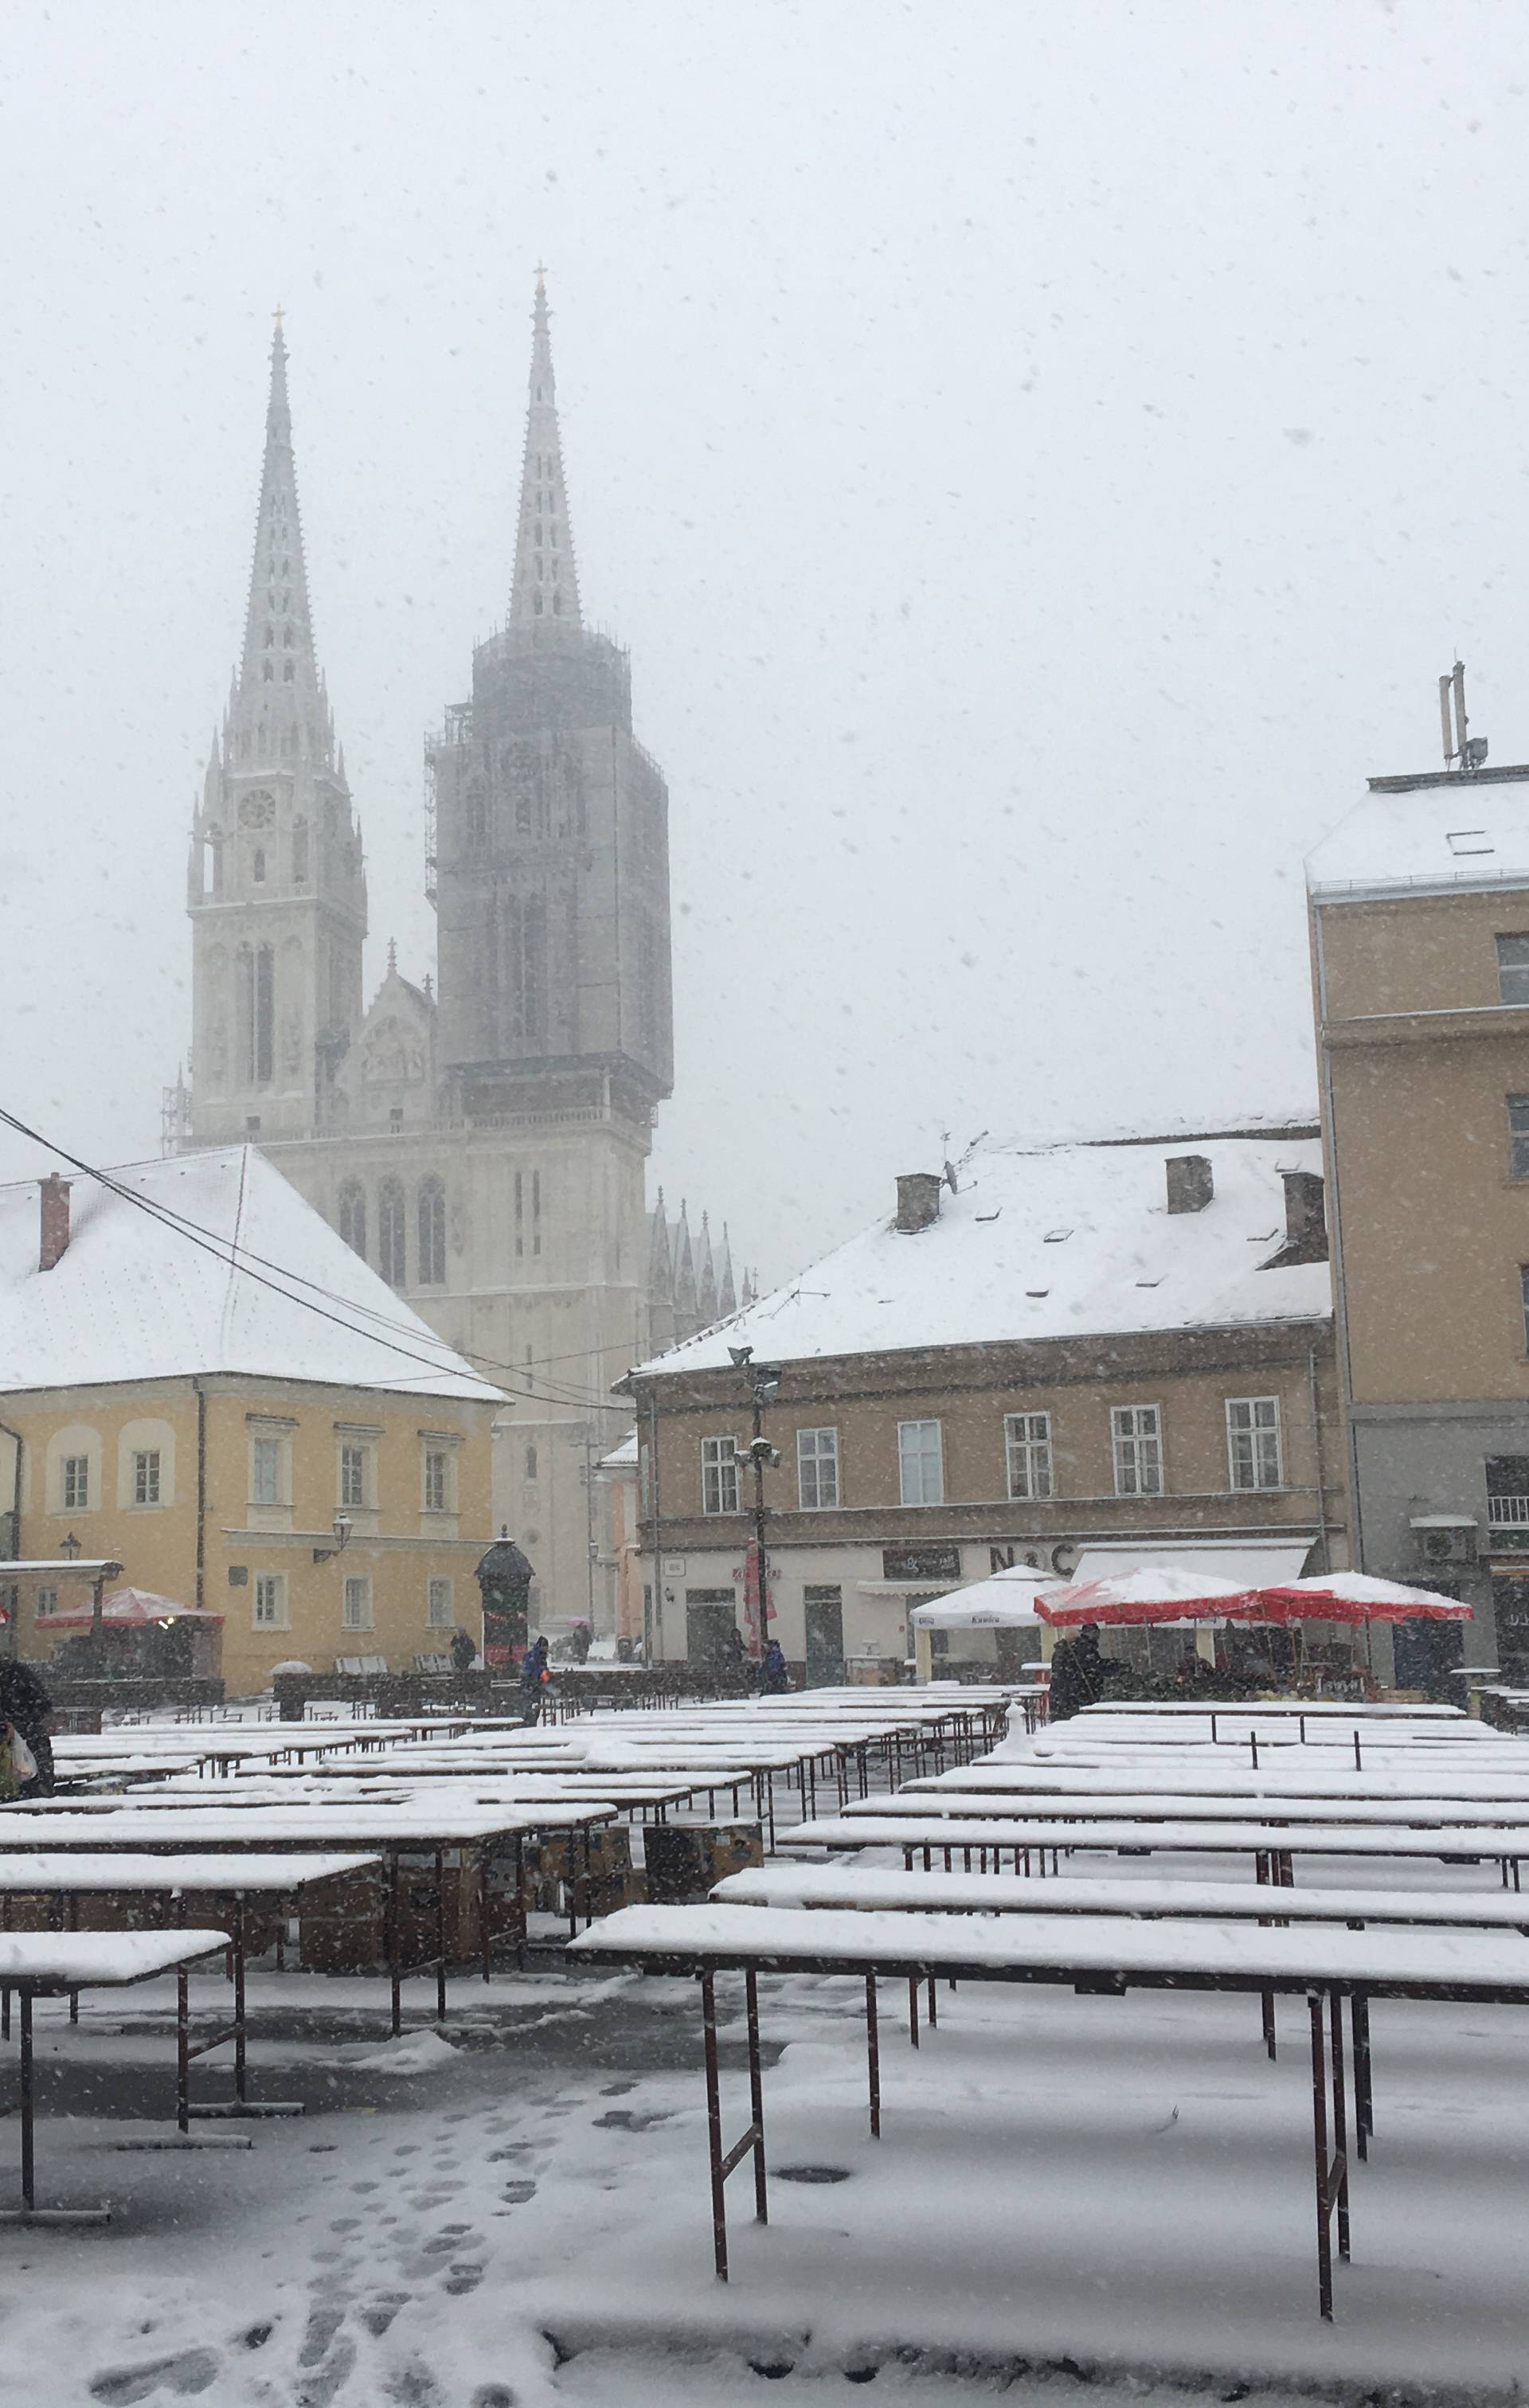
[0,1929,232,1989]
[712,1862,1529,1928]
[782,1811,1529,1860]
[0,1801,617,1849]
[917,1762,1529,1801]
[840,1788,1529,1829]
[0,1851,377,1892]
[567,1898,1529,1990]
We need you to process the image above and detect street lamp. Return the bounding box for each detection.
[729,1348,781,1662]
[312,1513,354,1567]
[60,1532,81,1561]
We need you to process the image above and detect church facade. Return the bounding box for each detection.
[182,283,741,1629]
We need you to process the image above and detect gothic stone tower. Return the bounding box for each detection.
[186,321,367,1145]
[430,274,674,1120]
[187,287,678,1633]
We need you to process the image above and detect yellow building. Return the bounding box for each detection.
[0,1148,502,1694]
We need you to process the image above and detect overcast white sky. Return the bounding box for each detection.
[0,1,1525,1281]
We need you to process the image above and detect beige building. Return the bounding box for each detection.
[0,1150,500,1695]
[1308,744,1529,1679]
[623,1133,1346,1681]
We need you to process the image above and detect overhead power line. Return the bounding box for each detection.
[0,1107,622,1415]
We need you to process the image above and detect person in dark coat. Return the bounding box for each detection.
[519,1634,551,1724]
[448,1628,478,1676]
[0,1658,54,1796]
[1046,1625,1108,1722]
[760,1639,790,1695]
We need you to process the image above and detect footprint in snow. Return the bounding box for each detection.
[90,2351,221,2405]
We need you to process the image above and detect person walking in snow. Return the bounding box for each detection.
[519,1633,551,1724]
[448,1628,478,1677]
[760,1638,790,1695]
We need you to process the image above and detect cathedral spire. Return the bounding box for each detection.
[227,312,330,765]
[508,269,582,631]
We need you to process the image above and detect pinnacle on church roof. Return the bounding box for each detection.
[225,314,335,769]
[507,268,583,631]
[387,936,397,977]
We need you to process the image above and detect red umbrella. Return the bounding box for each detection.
[41,1586,225,1632]
[1036,1567,1254,1628]
[1246,1573,1472,1626]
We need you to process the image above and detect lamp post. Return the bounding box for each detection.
[312,1514,354,1568]
[729,1347,780,1661]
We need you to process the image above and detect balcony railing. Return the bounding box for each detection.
[1488,1495,1529,1541]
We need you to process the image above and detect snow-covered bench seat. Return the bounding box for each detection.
[0,1930,230,2222]
[569,1898,1529,2320]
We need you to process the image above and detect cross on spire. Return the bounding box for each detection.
[508,268,582,630]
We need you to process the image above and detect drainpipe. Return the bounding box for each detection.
[194,1380,206,1613]
[0,1418,23,1659]
[1307,1342,1332,1574]
[645,1387,663,1660]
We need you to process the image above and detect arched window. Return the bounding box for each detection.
[291,819,309,882]
[417,1177,446,1285]
[252,847,265,883]
[282,660,295,681]
[377,1177,406,1288]
[466,781,487,848]
[338,1180,366,1261]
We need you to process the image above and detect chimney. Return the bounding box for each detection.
[39,1175,71,1272]
[1164,1154,1214,1215]
[894,1171,943,1234]
[1280,1168,1328,1261]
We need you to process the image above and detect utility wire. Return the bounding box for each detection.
[0,1107,621,1413]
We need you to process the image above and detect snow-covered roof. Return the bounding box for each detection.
[631,1134,1331,1376]
[1307,768,1529,900]
[598,1429,639,1471]
[0,1146,502,1403]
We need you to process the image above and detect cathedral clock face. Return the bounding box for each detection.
[240,791,276,829]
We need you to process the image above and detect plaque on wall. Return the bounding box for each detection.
[882,1543,962,1584]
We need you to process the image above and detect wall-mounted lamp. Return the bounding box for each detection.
[60,1531,81,1560]
[313,1513,354,1566]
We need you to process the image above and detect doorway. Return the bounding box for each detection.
[685,1589,739,1672]
[803,1585,844,1688]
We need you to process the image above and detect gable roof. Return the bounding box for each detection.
[630,1133,1331,1378]
[0,1147,502,1403]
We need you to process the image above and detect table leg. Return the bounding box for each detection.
[18,1993,33,2211]
[1310,1992,1334,2322]
[745,1969,768,2227]
[865,1974,881,2138]
[386,1852,402,2038]
[479,1846,492,1986]
[1352,1988,1372,2157]
[926,1972,937,2030]
[178,1967,190,2136]
[514,1835,527,1972]
[234,1898,248,2105]
[435,1848,448,2026]
[907,1975,920,2049]
[702,1972,728,2281]
[1329,1992,1351,2262]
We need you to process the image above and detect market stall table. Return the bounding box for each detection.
[0,1930,229,2220]
[569,1900,1529,2320]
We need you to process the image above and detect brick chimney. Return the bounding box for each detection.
[1281,1169,1328,1259]
[1164,1154,1214,1214]
[39,1174,72,1272]
[894,1172,943,1234]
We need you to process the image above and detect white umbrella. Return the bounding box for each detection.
[910,1565,1054,1629]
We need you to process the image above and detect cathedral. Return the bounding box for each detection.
[182,280,743,1626]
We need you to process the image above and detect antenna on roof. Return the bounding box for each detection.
[1440,659,1489,772]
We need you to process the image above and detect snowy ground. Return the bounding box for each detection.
[2,1846,1527,2408]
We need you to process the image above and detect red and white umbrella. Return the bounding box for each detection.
[1247,1573,1472,1626]
[1036,1567,1253,1628]
[42,1586,225,1632]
